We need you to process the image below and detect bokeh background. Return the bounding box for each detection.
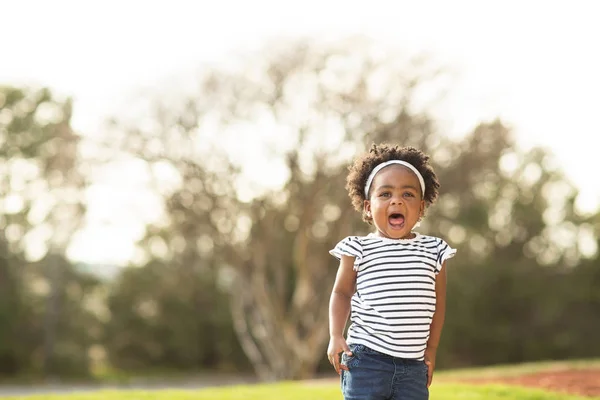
[1,0,599,387]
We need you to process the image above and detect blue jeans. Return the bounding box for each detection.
[341,344,429,400]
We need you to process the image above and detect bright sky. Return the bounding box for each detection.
[2,0,599,265]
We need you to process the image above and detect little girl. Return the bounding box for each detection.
[327,144,456,400]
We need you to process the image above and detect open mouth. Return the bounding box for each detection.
[388,213,405,228]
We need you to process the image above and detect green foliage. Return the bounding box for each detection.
[0,86,94,378]
[0,243,28,375]
[103,259,246,372]
[30,255,103,376]
[0,254,103,378]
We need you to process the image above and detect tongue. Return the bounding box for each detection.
[389,215,405,227]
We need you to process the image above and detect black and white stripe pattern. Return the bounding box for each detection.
[330,233,456,360]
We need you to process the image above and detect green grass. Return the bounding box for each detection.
[2,359,600,400]
[1,382,599,400]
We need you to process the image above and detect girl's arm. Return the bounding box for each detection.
[327,255,357,374]
[425,261,447,386]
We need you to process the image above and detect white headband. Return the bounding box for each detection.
[364,160,426,198]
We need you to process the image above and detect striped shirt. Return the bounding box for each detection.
[330,232,456,360]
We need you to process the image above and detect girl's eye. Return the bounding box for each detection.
[403,192,415,198]
[379,192,391,198]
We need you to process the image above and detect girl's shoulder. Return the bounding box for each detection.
[415,234,457,272]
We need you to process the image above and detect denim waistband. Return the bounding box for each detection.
[348,343,424,364]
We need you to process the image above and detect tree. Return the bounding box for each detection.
[0,86,96,377]
[103,38,598,379]
[103,39,455,380]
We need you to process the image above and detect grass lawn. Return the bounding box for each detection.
[2,360,600,400]
[1,381,599,400]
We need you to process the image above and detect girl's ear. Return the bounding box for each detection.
[419,200,425,218]
[364,199,371,217]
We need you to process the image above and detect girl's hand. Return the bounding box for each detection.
[327,335,352,375]
[424,347,437,387]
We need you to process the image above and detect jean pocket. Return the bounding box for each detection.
[341,344,363,369]
[418,361,429,380]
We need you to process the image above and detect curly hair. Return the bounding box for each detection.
[346,143,440,224]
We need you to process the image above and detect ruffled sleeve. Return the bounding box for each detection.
[329,236,363,271]
[436,238,456,274]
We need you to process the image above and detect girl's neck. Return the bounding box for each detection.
[370,231,420,242]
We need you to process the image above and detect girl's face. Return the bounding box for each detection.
[364,165,425,240]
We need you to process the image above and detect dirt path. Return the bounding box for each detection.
[459,368,600,397]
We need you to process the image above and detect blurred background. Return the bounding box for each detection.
[1,0,599,389]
